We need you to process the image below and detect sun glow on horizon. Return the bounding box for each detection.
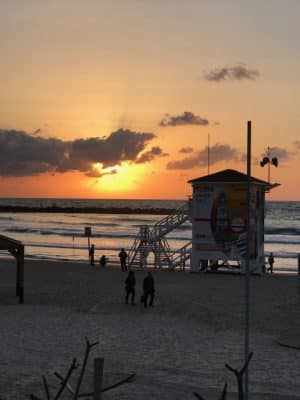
[91,162,147,194]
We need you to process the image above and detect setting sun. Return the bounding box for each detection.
[91,162,147,194]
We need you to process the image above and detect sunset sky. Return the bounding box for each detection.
[1,1,299,200]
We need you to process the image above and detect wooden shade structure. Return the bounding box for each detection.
[0,234,24,304]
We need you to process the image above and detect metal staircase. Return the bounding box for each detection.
[171,240,192,270]
[127,206,191,270]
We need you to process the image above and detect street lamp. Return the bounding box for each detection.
[260,146,278,183]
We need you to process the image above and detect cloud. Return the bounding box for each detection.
[167,143,241,169]
[86,168,118,178]
[179,147,194,154]
[204,64,260,82]
[261,146,293,161]
[136,146,169,164]
[0,128,158,177]
[159,111,210,127]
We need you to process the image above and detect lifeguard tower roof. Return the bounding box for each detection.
[188,168,276,189]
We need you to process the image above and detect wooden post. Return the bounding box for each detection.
[93,357,104,400]
[15,245,24,303]
[18,245,24,304]
[16,251,20,297]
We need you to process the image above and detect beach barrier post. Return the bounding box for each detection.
[93,357,104,400]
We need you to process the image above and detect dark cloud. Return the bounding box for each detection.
[136,146,169,164]
[159,111,210,127]
[0,128,157,177]
[204,65,260,82]
[86,168,118,178]
[167,143,241,169]
[0,130,67,176]
[179,147,194,154]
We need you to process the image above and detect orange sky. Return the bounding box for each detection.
[0,1,299,200]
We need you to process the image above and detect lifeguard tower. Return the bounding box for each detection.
[188,169,276,274]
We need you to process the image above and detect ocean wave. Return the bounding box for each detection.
[268,251,299,259]
[0,216,14,221]
[264,236,300,245]
[4,227,39,234]
[5,225,299,244]
[26,242,122,251]
[44,220,121,227]
[3,225,191,240]
[264,227,300,235]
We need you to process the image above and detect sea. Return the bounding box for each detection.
[0,199,299,273]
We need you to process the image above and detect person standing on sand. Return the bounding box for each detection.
[125,270,136,305]
[268,252,274,273]
[142,271,155,308]
[119,248,128,271]
[89,244,95,266]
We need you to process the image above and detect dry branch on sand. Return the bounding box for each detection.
[193,352,253,400]
[29,337,135,400]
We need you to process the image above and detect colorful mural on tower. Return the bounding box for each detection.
[191,183,258,262]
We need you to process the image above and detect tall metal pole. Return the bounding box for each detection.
[245,120,251,399]
[207,133,210,175]
[267,146,271,183]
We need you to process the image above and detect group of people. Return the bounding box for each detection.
[88,245,155,307]
[88,244,108,267]
[88,245,127,269]
[125,271,155,308]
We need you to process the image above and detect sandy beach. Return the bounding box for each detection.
[0,258,300,399]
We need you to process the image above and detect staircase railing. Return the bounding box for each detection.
[150,206,188,240]
[127,206,189,269]
[127,236,141,263]
[171,241,192,270]
[152,236,174,268]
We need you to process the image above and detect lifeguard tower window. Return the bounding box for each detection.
[0,235,24,304]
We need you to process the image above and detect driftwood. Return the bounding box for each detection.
[54,358,78,400]
[225,352,253,400]
[55,371,136,398]
[277,341,300,351]
[77,373,136,398]
[42,376,50,400]
[54,373,75,395]
[193,352,253,400]
[30,337,135,400]
[73,337,98,398]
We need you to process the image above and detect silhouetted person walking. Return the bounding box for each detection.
[143,271,155,308]
[119,248,128,271]
[268,252,274,273]
[89,244,95,266]
[125,270,136,305]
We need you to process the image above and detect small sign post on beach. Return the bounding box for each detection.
[85,226,92,250]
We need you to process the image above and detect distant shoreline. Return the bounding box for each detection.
[0,206,175,215]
